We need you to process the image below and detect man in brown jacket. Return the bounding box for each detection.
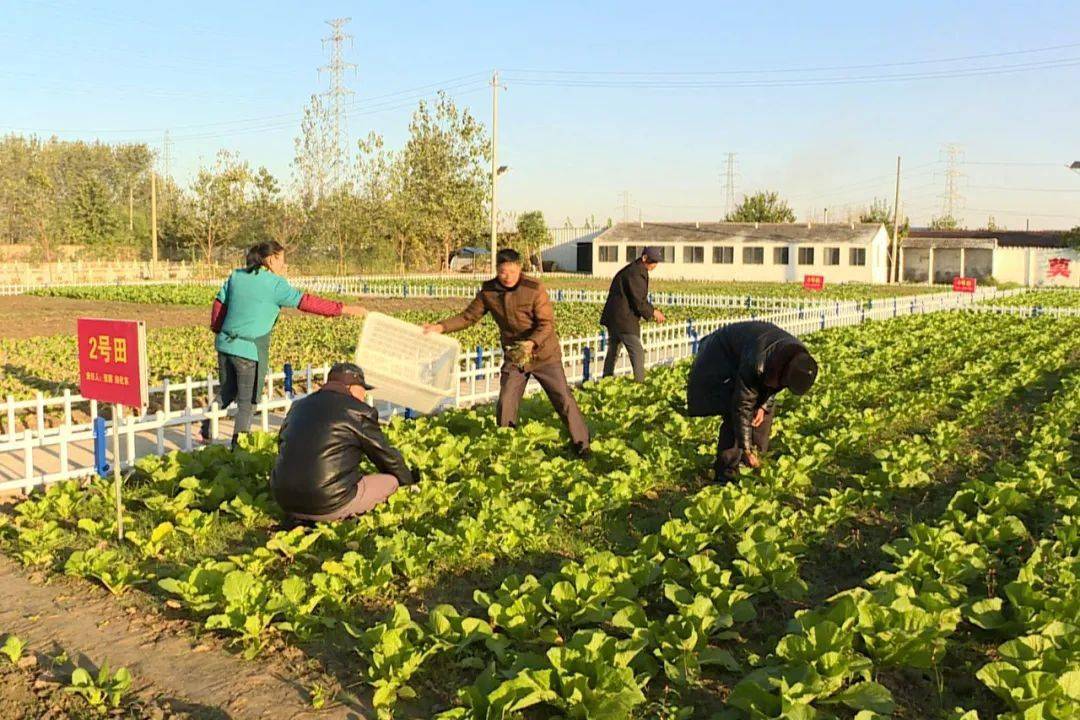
[424,248,591,457]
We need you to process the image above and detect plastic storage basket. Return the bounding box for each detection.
[354,312,461,413]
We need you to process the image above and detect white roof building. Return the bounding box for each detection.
[587,222,890,283]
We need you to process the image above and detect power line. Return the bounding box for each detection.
[502,56,1080,88]
[503,41,1080,76]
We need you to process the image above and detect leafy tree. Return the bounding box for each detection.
[516,211,551,270]
[929,214,961,231]
[725,191,795,223]
[71,174,122,245]
[190,150,251,264]
[1064,226,1080,252]
[859,198,909,240]
[399,92,488,270]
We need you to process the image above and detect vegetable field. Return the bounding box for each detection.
[1,312,1077,718]
[29,279,947,306]
[0,303,738,405]
[981,288,1080,309]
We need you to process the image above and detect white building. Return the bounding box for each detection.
[587,222,890,283]
[904,230,1079,287]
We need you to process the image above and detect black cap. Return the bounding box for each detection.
[642,246,663,263]
[783,352,818,395]
[328,362,374,390]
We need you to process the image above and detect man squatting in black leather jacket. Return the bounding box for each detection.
[271,362,416,522]
[687,321,819,483]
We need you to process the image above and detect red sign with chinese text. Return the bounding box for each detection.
[952,276,977,293]
[803,275,825,291]
[77,318,148,408]
[1048,258,1071,279]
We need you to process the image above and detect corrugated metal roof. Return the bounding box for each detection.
[595,222,883,245]
[909,229,1069,248]
[901,237,997,250]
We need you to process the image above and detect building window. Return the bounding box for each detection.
[713,246,734,264]
[849,248,866,266]
[625,245,642,263]
[683,246,704,264]
[798,247,815,265]
[824,247,841,266]
[598,245,619,263]
[659,245,676,263]
[773,247,790,265]
[743,246,764,265]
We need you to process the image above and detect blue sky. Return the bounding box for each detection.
[4,0,1080,229]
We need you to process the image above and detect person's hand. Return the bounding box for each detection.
[751,407,765,428]
[653,309,666,323]
[423,323,444,334]
[341,304,368,317]
[744,450,761,469]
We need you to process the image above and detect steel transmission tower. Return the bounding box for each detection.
[618,190,631,223]
[941,143,964,219]
[721,152,738,218]
[320,18,357,188]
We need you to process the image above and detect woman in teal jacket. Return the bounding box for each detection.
[202,241,366,446]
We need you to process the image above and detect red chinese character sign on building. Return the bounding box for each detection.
[952,277,977,293]
[77,318,148,409]
[1048,257,1071,279]
[803,275,825,291]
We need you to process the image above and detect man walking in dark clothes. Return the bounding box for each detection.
[425,248,591,457]
[600,246,666,382]
[687,321,818,482]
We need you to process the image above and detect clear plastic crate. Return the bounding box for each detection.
[354,312,460,413]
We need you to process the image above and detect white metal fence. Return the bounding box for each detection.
[0,286,1047,492]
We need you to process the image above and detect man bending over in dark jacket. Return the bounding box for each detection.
[686,321,818,483]
[271,362,416,522]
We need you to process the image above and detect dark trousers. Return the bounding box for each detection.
[715,409,773,480]
[200,352,259,443]
[602,328,646,382]
[497,360,590,450]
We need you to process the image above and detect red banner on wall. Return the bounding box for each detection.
[952,276,977,293]
[77,318,148,408]
[803,275,825,291]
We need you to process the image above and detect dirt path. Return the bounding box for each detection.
[0,557,367,719]
[0,295,466,339]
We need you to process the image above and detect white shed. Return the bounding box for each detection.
[589,222,890,283]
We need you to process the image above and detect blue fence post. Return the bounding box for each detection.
[599,328,607,353]
[93,416,109,477]
[363,282,369,294]
[893,298,898,317]
[690,329,700,355]
[745,294,752,309]
[284,363,294,399]
[557,289,564,302]
[686,318,694,337]
[402,283,408,297]
[428,284,434,296]
[404,408,415,419]
[474,345,484,370]
[820,312,826,331]
[798,304,805,320]
[582,347,592,382]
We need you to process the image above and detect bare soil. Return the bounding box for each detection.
[0,557,366,719]
[0,295,466,339]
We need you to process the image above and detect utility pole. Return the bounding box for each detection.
[721,152,737,218]
[150,171,158,275]
[320,18,356,189]
[128,185,134,231]
[489,70,501,275]
[891,156,901,283]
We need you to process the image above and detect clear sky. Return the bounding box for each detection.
[4,0,1080,229]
